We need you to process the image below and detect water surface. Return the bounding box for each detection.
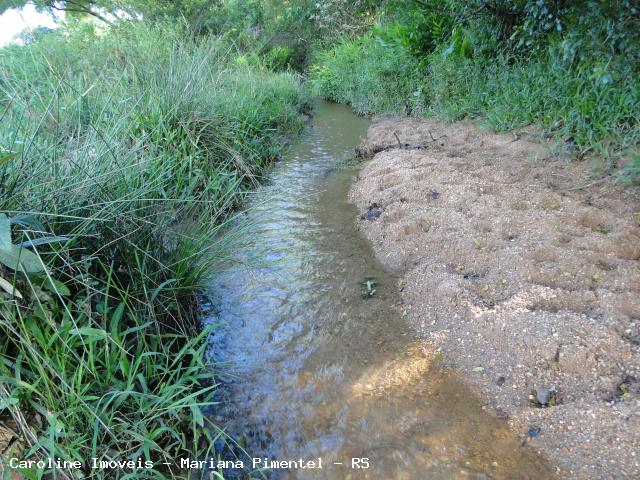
[207,101,551,479]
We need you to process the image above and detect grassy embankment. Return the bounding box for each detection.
[309,1,640,181]
[0,22,308,479]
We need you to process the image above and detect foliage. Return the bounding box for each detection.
[310,35,425,115]
[425,52,640,157]
[621,153,640,185]
[0,0,639,476]
[0,21,308,478]
[375,1,454,59]
[311,0,639,169]
[262,45,295,71]
[0,0,114,24]
[304,0,378,42]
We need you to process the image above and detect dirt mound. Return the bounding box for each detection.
[350,116,640,479]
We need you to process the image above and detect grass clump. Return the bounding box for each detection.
[0,21,308,479]
[425,50,640,160]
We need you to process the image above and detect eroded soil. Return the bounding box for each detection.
[351,116,640,479]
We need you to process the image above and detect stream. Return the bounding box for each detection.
[206,100,551,479]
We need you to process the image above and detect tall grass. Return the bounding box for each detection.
[426,52,640,161]
[311,30,640,172]
[0,21,308,479]
[310,36,426,116]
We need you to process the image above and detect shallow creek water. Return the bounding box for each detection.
[206,101,551,479]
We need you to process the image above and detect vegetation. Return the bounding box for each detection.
[310,1,640,175]
[0,0,639,478]
[0,20,307,478]
[311,36,425,115]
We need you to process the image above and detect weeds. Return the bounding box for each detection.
[310,36,425,116]
[425,53,640,160]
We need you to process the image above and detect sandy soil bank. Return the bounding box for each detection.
[350,116,640,479]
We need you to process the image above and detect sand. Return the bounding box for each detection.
[350,116,640,479]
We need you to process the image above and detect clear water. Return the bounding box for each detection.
[206,101,552,479]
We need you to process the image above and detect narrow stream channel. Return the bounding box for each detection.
[207,101,551,479]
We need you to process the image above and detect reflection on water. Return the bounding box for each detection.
[206,101,552,479]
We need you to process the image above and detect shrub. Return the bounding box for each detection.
[262,45,295,71]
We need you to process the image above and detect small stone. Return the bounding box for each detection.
[526,426,541,438]
[495,407,509,420]
[361,209,382,221]
[535,386,556,406]
[521,426,541,445]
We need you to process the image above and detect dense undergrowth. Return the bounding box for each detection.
[309,1,640,179]
[311,37,426,116]
[0,21,308,478]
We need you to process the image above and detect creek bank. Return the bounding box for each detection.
[350,116,640,479]
[207,101,553,479]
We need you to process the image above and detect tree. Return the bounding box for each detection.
[1,0,228,31]
[0,0,115,23]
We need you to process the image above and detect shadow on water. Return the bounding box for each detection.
[206,100,553,479]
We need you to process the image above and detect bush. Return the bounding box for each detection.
[262,45,296,71]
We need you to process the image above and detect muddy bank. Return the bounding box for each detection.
[350,116,640,479]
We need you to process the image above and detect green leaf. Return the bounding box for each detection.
[190,405,204,427]
[0,152,17,165]
[624,334,640,346]
[13,469,38,480]
[119,354,131,378]
[109,302,125,342]
[10,214,46,232]
[18,236,69,248]
[0,213,11,250]
[0,244,45,273]
[36,274,71,296]
[150,278,176,303]
[70,327,107,340]
[47,277,70,296]
[0,396,18,409]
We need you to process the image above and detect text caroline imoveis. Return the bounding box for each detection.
[8,456,371,471]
